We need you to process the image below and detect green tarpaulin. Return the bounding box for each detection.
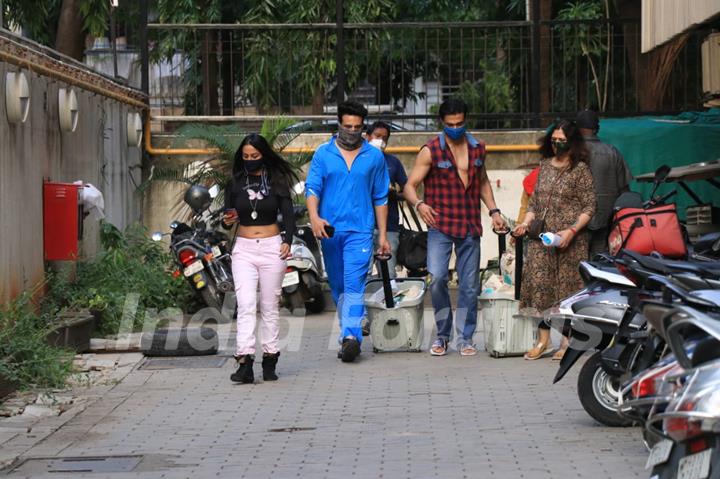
[598,108,720,219]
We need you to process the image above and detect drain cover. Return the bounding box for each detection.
[139,356,228,370]
[12,455,142,474]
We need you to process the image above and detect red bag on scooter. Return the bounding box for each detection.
[608,204,686,258]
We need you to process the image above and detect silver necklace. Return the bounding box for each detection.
[245,171,268,221]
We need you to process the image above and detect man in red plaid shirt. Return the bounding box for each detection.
[404,99,507,356]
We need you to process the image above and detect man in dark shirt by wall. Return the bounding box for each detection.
[366,121,408,279]
[577,109,633,257]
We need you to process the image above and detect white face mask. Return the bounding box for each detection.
[369,138,387,151]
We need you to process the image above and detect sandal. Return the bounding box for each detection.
[459,343,478,356]
[524,341,552,360]
[430,338,448,356]
[552,348,567,361]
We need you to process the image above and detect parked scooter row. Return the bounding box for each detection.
[622,286,720,478]
[547,165,719,426]
[544,163,720,477]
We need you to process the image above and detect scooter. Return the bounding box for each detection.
[645,304,720,478]
[281,206,327,316]
[552,250,720,427]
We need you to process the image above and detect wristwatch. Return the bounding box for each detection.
[488,208,501,217]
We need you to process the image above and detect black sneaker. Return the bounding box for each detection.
[340,337,361,363]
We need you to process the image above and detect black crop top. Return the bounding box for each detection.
[224,173,295,244]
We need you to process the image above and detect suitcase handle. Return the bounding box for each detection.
[374,253,395,309]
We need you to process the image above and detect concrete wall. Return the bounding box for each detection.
[285,130,545,171]
[0,37,144,303]
[145,129,545,268]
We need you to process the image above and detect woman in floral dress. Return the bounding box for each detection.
[512,120,596,360]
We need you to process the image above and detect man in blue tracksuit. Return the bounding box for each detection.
[305,101,391,362]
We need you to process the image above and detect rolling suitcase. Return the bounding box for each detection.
[481,230,536,357]
[365,254,427,352]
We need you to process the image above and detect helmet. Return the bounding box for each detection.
[184,185,211,213]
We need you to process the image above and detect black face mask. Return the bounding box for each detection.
[244,159,264,173]
[551,139,570,155]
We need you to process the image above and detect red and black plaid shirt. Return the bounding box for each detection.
[423,133,486,238]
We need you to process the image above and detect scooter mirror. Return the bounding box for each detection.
[151,232,163,242]
[653,165,671,184]
[169,221,179,230]
[208,184,220,199]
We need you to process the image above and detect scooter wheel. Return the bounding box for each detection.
[288,292,306,317]
[305,291,326,314]
[577,351,634,427]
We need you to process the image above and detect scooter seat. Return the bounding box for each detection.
[622,250,720,279]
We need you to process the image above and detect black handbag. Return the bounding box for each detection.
[397,203,428,275]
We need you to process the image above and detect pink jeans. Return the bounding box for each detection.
[231,235,287,356]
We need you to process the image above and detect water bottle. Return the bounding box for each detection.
[540,232,562,247]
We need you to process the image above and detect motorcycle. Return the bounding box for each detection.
[645,303,720,478]
[153,184,234,318]
[281,205,327,316]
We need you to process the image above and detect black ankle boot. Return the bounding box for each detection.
[262,352,280,381]
[230,354,254,384]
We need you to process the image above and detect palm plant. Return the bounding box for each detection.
[140,117,312,212]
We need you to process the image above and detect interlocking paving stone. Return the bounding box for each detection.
[1,312,647,479]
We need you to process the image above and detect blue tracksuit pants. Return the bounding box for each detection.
[321,231,373,343]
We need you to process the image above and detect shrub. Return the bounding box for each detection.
[0,293,73,389]
[45,222,198,336]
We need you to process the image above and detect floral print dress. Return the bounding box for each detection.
[520,159,596,317]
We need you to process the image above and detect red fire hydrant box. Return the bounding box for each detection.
[43,182,81,261]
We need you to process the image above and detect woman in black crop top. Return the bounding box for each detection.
[223,134,298,384]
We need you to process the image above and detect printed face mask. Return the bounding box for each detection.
[369,138,386,151]
[336,125,364,150]
[443,125,466,141]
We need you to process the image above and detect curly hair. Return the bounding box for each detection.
[538,119,588,168]
[337,101,368,122]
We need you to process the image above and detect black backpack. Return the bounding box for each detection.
[396,203,428,276]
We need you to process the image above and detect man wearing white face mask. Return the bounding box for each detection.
[366,121,408,281]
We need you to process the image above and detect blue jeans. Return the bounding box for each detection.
[321,231,373,344]
[427,229,481,344]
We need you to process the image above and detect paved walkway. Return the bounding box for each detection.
[1,311,648,478]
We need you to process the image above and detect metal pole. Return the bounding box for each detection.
[139,0,149,96]
[110,6,118,78]
[335,0,345,105]
[529,0,541,128]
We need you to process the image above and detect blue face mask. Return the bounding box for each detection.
[443,125,466,141]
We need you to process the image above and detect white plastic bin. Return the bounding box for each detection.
[480,291,537,358]
[364,279,426,352]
